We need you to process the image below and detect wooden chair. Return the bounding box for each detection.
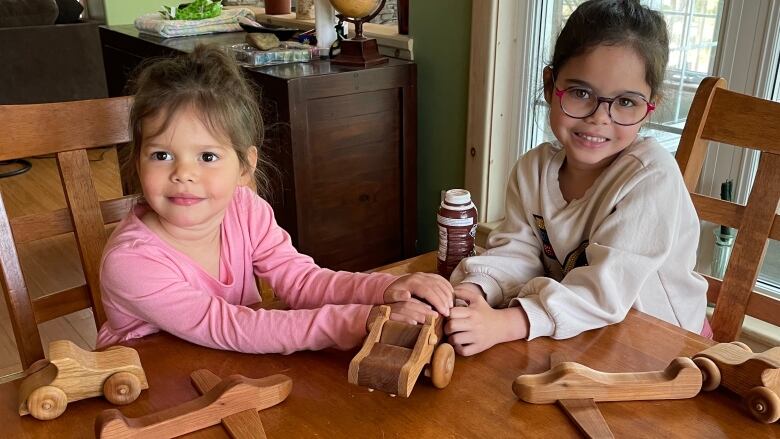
[0,97,136,369]
[676,77,780,342]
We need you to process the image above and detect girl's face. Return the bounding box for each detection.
[138,105,256,230]
[545,44,653,172]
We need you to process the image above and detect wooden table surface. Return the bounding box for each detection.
[2,253,778,438]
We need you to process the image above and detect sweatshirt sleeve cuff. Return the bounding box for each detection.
[368,273,397,304]
[461,273,503,307]
[513,295,554,340]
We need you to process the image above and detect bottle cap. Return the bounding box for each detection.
[444,189,471,205]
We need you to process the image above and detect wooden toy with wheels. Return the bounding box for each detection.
[17,340,148,421]
[348,305,455,397]
[693,342,780,423]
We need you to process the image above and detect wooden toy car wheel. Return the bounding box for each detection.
[693,356,721,391]
[430,343,455,389]
[27,385,67,420]
[729,341,752,352]
[745,386,780,424]
[104,371,142,405]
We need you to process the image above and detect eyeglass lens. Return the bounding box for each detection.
[561,88,649,125]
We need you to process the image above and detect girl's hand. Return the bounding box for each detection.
[383,273,454,317]
[444,284,529,356]
[366,299,440,329]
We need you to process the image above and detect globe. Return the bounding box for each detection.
[328,0,383,19]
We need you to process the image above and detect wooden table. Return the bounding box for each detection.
[2,253,779,437]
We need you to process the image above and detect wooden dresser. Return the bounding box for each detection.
[99,25,417,272]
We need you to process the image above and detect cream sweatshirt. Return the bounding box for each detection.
[451,137,708,340]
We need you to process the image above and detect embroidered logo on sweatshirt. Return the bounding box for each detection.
[533,214,589,276]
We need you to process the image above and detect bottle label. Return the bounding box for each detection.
[437,226,448,261]
[437,214,474,227]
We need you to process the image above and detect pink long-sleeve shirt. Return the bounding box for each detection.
[97,186,397,353]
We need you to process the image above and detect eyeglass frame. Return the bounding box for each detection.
[552,84,656,126]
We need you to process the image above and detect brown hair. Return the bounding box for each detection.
[550,0,669,100]
[124,44,270,195]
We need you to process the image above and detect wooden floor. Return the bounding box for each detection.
[0,148,122,382]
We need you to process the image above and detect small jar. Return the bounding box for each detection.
[264,0,292,15]
[437,189,478,279]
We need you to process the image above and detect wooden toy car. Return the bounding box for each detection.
[693,342,780,423]
[348,305,455,397]
[18,340,148,420]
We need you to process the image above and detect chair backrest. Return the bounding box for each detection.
[675,77,780,342]
[0,96,135,369]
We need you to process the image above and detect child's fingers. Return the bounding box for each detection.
[453,287,482,304]
[385,288,412,303]
[452,343,469,356]
[448,306,472,320]
[390,301,435,324]
[390,314,418,325]
[417,289,451,317]
[444,316,471,334]
[455,343,480,357]
[410,275,454,314]
[448,330,474,347]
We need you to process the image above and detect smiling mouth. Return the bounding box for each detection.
[167,196,204,206]
[575,132,609,144]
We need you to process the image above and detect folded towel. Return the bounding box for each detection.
[134,7,254,38]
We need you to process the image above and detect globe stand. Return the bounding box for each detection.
[330,0,388,68]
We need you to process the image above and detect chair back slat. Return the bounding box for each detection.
[10,196,138,244]
[0,96,133,369]
[676,77,724,191]
[0,98,132,160]
[689,194,742,230]
[0,193,43,367]
[676,77,780,342]
[57,149,110,327]
[700,89,780,154]
[33,286,93,324]
[709,153,780,340]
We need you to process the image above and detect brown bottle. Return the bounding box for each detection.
[437,189,478,279]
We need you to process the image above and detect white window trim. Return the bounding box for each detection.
[465,0,546,223]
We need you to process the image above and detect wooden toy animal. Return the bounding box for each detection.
[693,342,780,423]
[348,305,455,397]
[18,340,148,421]
[95,371,292,439]
[512,356,702,404]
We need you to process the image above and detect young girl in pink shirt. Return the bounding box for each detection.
[97,45,453,354]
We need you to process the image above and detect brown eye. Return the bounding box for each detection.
[568,88,591,100]
[617,96,639,107]
[151,151,172,161]
[201,152,219,162]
